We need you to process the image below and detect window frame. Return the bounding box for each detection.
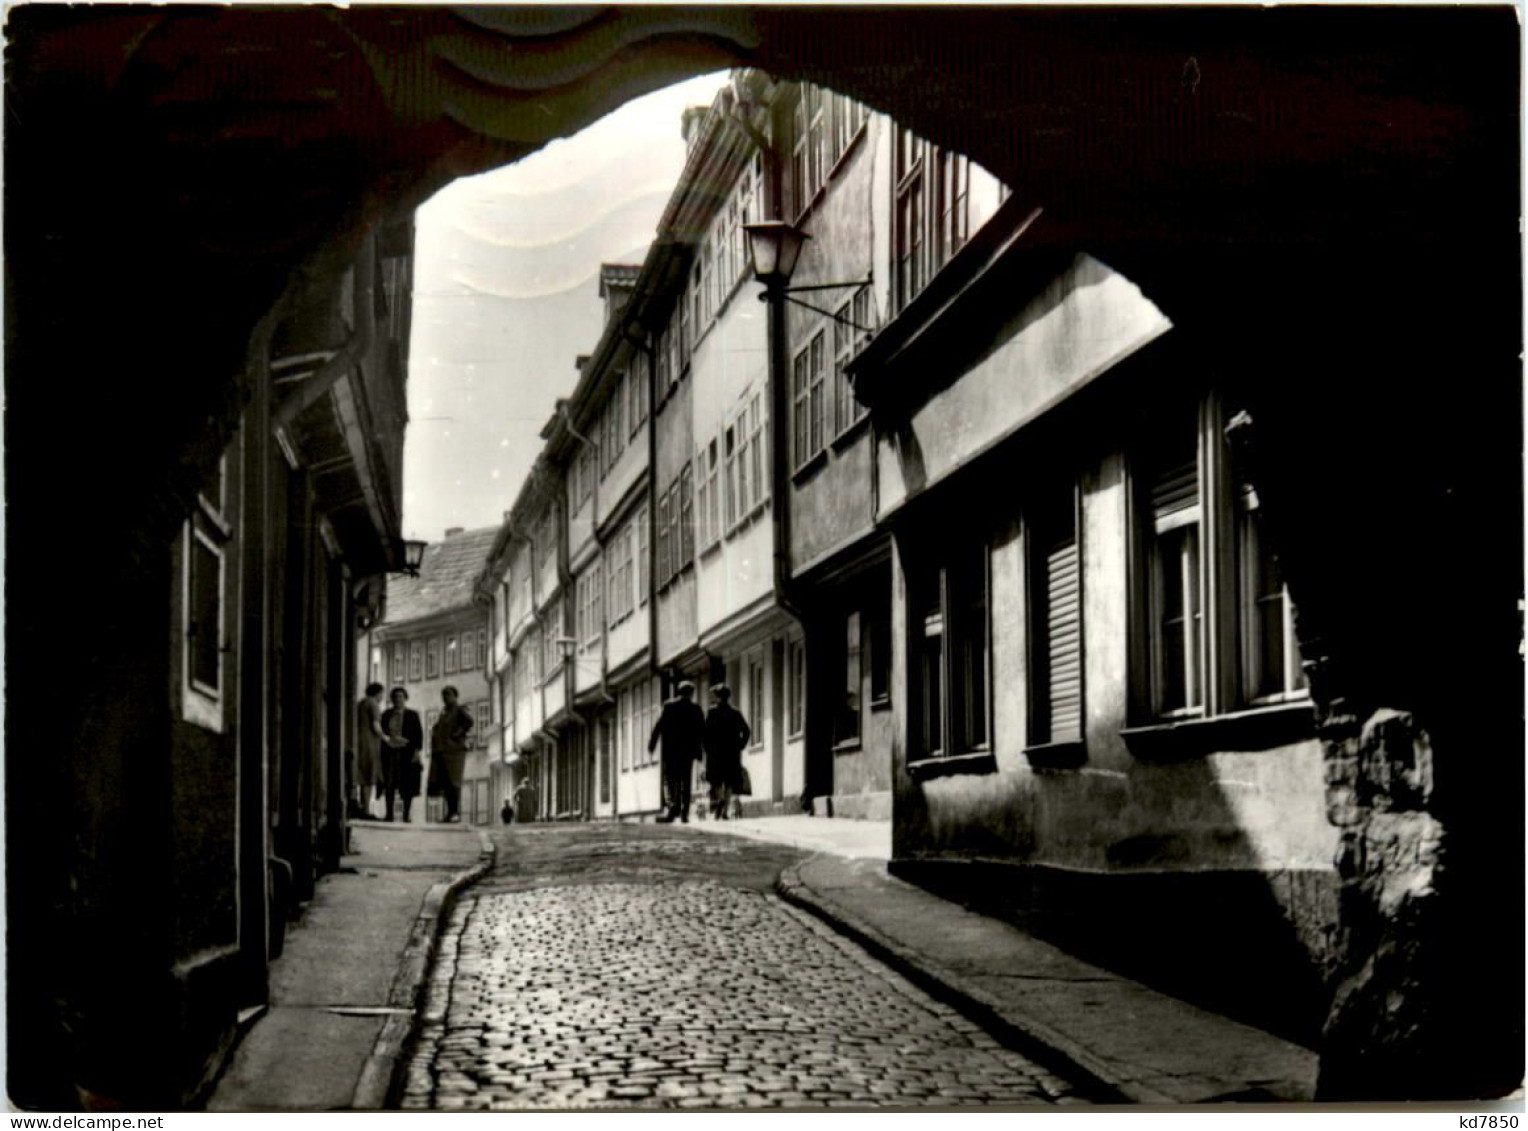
[1025,482,1086,758]
[1128,392,1311,736]
[908,542,993,771]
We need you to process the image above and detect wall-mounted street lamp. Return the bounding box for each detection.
[392,537,428,578]
[743,220,874,332]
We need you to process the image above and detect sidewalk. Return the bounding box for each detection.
[206,820,492,1111]
[695,813,1318,1104]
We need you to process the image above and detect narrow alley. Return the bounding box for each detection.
[7,7,1521,1114]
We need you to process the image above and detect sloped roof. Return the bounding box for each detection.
[383,525,499,625]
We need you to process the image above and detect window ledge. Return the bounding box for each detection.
[1024,740,1086,771]
[830,411,871,451]
[832,738,863,755]
[1121,701,1317,762]
[791,449,829,484]
[907,749,997,780]
[869,695,892,713]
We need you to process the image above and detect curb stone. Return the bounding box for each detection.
[351,828,497,1110]
[775,858,1141,1105]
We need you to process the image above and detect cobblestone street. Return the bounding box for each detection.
[400,824,1085,1109]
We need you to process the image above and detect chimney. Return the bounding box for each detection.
[575,354,591,374]
[445,527,464,538]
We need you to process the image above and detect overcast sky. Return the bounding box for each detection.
[402,71,730,543]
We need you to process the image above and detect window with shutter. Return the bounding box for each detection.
[1029,491,1083,747]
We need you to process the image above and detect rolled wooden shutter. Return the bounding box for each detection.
[1043,534,1082,742]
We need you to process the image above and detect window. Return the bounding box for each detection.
[608,520,636,626]
[1029,488,1083,747]
[601,376,626,476]
[391,643,406,685]
[730,391,767,521]
[1145,420,1203,717]
[792,330,827,470]
[678,286,692,371]
[835,611,862,746]
[698,439,720,550]
[182,451,231,727]
[1136,395,1309,726]
[187,527,223,696]
[577,561,603,651]
[723,423,738,531]
[833,288,874,437]
[474,699,490,748]
[747,654,766,749]
[791,84,826,217]
[477,628,488,672]
[637,505,649,602]
[787,637,806,738]
[571,444,595,509]
[656,488,673,587]
[426,636,441,679]
[656,329,672,401]
[678,463,694,565]
[409,640,424,682]
[630,351,650,435]
[445,633,459,674]
[894,128,973,313]
[913,544,990,762]
[619,687,633,772]
[370,647,383,688]
[1238,490,1306,703]
[541,602,562,677]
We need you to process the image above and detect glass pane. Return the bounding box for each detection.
[190,536,221,691]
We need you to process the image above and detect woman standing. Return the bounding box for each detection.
[379,687,424,822]
[430,685,474,823]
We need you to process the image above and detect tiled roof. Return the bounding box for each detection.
[382,525,499,625]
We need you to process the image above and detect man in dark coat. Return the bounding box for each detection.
[703,684,751,821]
[379,686,424,822]
[648,680,704,823]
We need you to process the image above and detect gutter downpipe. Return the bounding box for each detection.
[557,402,600,818]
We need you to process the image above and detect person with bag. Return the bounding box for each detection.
[378,686,424,822]
[648,680,704,823]
[702,684,751,822]
[430,685,474,823]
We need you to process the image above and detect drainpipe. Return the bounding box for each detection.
[273,233,378,430]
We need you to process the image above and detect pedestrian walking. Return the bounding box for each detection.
[512,778,537,824]
[500,797,514,825]
[430,685,474,823]
[703,684,751,821]
[355,682,385,819]
[379,686,424,822]
[648,680,704,823]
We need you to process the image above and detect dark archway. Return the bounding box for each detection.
[7,6,1520,1103]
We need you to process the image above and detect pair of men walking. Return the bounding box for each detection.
[647,680,750,824]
